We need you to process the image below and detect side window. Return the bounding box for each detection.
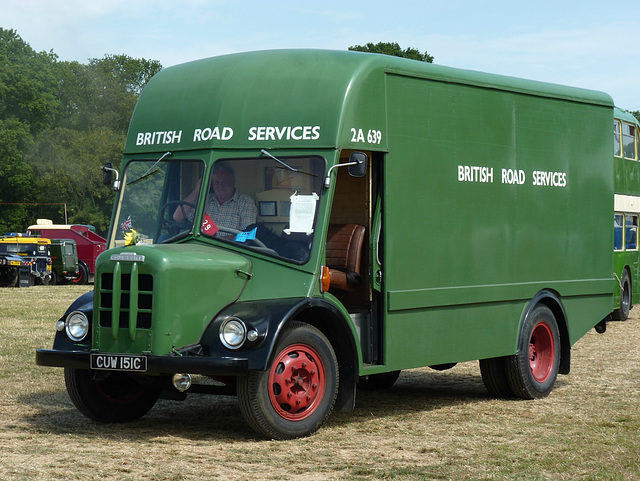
[615,213,623,250]
[625,214,638,250]
[614,120,622,157]
[622,122,637,160]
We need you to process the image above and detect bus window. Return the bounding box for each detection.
[625,214,638,250]
[614,120,622,157]
[622,122,637,160]
[614,213,623,250]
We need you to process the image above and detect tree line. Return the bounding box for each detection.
[0,32,637,237]
[0,28,162,236]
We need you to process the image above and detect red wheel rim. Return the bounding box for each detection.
[268,343,326,421]
[529,322,555,382]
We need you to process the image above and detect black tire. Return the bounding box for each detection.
[479,357,514,398]
[64,368,160,422]
[73,262,89,285]
[359,370,401,390]
[506,304,560,399]
[49,270,58,286]
[0,267,18,287]
[237,322,339,439]
[613,270,632,321]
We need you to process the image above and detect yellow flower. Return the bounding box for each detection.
[124,229,140,246]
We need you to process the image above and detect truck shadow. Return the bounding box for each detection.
[17,369,571,441]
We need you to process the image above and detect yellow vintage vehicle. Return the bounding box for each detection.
[0,235,51,287]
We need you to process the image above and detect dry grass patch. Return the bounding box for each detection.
[1,286,639,480]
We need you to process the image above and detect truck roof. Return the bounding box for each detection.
[124,49,614,154]
[0,236,50,245]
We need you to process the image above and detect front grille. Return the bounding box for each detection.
[99,263,153,331]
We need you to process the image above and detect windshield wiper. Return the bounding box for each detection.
[127,151,172,186]
[261,149,317,177]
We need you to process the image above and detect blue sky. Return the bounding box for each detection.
[3,0,640,110]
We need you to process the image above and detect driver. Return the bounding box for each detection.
[173,163,257,232]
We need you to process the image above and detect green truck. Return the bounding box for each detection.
[49,239,79,285]
[37,50,614,439]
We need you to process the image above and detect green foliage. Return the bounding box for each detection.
[0,28,162,237]
[0,29,60,134]
[632,111,640,123]
[349,41,434,63]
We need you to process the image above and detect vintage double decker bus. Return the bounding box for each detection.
[613,107,640,320]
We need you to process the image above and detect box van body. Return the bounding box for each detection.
[37,50,614,439]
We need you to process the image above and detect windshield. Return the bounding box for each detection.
[113,159,205,246]
[112,155,325,264]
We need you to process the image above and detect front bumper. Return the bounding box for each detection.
[35,349,249,376]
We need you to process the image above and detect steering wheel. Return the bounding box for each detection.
[158,200,197,236]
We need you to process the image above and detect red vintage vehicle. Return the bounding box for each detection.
[27,220,106,284]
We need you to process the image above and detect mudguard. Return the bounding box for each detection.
[200,297,360,373]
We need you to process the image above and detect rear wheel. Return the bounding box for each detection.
[506,305,560,399]
[613,270,631,321]
[237,322,338,439]
[64,368,160,422]
[73,262,89,285]
[479,357,514,398]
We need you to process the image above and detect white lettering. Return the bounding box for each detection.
[247,125,321,142]
[501,168,526,184]
[248,127,257,141]
[135,130,183,146]
[193,126,234,142]
[532,170,567,187]
[265,126,276,141]
[458,165,494,183]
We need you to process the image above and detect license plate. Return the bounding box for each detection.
[91,353,147,372]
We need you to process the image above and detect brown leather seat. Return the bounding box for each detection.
[326,224,366,291]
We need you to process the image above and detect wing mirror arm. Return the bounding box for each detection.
[323,152,368,189]
[102,163,121,191]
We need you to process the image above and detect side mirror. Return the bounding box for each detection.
[102,163,121,191]
[323,152,369,189]
[102,163,113,185]
[348,152,368,178]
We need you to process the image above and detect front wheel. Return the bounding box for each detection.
[506,304,560,399]
[237,322,339,439]
[64,368,160,422]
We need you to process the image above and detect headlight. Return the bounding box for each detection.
[65,311,89,342]
[219,317,247,349]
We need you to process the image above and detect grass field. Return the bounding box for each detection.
[1,285,639,480]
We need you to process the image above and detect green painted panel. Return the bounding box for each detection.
[94,243,250,355]
[381,71,613,365]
